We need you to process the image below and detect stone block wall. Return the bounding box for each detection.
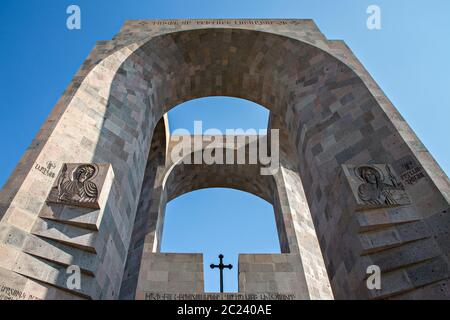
[239,254,310,300]
[135,253,204,300]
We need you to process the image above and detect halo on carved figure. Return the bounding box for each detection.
[354,165,384,183]
[71,163,99,181]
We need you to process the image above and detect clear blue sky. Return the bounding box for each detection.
[0,0,449,293]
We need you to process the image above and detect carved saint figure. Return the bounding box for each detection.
[356,165,400,206]
[57,164,99,204]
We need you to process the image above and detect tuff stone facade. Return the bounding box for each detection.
[0,19,449,300]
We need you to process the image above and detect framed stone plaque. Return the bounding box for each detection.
[342,164,411,210]
[46,163,111,209]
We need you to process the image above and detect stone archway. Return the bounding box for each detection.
[0,20,449,300]
[122,128,318,300]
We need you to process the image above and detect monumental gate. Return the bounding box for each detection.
[0,19,449,300]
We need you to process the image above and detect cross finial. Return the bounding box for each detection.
[210,254,233,293]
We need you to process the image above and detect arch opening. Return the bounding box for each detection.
[167,96,270,135]
[161,187,280,293]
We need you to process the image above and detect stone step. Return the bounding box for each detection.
[0,265,85,300]
[22,235,98,275]
[367,237,442,274]
[356,206,421,232]
[359,220,431,255]
[365,256,450,300]
[39,203,101,231]
[12,252,100,299]
[31,218,105,254]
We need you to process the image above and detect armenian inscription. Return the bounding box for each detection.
[0,284,40,300]
[144,292,296,300]
[399,157,426,185]
[143,19,296,26]
[35,161,57,178]
[343,164,411,210]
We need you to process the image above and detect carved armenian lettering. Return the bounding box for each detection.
[399,157,426,185]
[34,161,57,178]
[0,284,40,300]
[144,292,295,300]
[143,19,293,26]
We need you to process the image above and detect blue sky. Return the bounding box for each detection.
[0,0,449,293]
